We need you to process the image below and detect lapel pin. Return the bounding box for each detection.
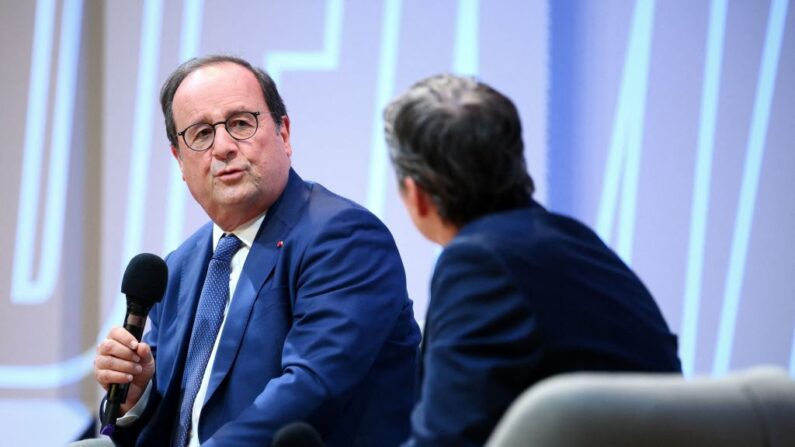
[276,240,284,248]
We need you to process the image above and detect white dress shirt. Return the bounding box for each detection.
[187,213,265,446]
[114,213,265,446]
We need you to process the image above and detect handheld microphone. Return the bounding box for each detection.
[271,421,324,447]
[100,253,168,435]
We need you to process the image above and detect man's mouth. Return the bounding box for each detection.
[215,167,245,181]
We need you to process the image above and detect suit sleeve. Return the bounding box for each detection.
[405,241,540,447]
[204,207,408,446]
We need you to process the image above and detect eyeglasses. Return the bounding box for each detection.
[177,111,261,151]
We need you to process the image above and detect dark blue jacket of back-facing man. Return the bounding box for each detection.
[383,74,681,447]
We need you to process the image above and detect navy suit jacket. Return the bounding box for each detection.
[404,201,681,447]
[114,169,421,447]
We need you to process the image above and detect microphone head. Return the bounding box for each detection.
[121,253,168,307]
[271,421,324,447]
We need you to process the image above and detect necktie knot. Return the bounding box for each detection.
[214,234,242,263]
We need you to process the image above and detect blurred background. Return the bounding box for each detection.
[0,0,792,444]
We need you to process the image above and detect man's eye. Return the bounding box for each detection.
[194,127,213,138]
[230,119,253,129]
[188,126,213,143]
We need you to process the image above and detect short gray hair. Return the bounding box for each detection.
[383,74,534,226]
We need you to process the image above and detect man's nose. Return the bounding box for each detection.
[212,125,239,159]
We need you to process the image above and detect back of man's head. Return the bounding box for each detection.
[384,74,534,227]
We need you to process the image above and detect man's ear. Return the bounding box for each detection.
[278,115,292,157]
[402,177,431,217]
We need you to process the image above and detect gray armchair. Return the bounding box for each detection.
[486,366,795,447]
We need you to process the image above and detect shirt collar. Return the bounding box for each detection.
[212,212,266,251]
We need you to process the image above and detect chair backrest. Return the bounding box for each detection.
[486,366,795,447]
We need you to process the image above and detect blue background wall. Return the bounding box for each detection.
[0,1,792,443]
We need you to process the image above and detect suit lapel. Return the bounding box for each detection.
[203,169,310,406]
[158,225,213,404]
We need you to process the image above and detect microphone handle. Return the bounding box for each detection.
[101,302,150,434]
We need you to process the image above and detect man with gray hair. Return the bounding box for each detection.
[92,55,421,446]
[384,74,681,447]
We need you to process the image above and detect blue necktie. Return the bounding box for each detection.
[173,234,242,446]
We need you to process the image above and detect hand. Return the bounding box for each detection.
[94,326,155,414]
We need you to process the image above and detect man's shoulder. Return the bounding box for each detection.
[166,221,213,261]
[298,180,385,230]
[448,206,542,255]
[304,181,370,214]
[445,204,617,281]
[275,170,379,226]
[456,204,600,249]
[271,176,399,263]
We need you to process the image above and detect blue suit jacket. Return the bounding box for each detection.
[114,169,421,446]
[405,201,681,447]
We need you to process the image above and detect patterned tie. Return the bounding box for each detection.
[173,234,242,446]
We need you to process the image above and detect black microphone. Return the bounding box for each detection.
[271,421,324,447]
[100,253,168,435]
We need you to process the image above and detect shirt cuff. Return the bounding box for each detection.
[112,381,152,427]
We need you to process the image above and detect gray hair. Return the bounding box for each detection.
[383,74,534,226]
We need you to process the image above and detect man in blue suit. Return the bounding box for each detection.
[383,74,682,447]
[93,55,420,446]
